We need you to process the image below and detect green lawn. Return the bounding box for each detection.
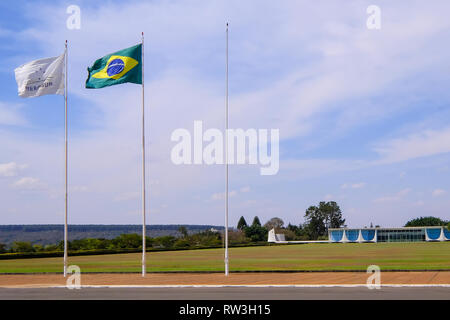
[0,242,449,273]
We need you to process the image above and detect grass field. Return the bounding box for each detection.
[0,242,449,273]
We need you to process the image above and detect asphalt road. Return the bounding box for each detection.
[0,287,449,300]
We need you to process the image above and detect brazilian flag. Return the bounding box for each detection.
[86,44,142,89]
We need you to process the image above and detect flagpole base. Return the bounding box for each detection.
[225,258,229,276]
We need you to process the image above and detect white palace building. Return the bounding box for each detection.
[268,226,450,244]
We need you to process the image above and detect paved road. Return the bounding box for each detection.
[0,287,449,300]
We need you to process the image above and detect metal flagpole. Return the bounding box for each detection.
[225,23,229,276]
[141,32,147,277]
[63,40,68,278]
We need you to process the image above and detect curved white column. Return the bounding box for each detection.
[444,229,450,241]
[341,230,348,243]
[357,229,363,243]
[439,227,445,242]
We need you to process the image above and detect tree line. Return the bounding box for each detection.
[0,230,224,254]
[1,201,448,254]
[404,216,449,228]
[0,201,350,253]
[236,201,346,241]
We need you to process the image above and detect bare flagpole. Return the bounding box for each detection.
[141,32,147,277]
[63,40,68,278]
[225,23,229,276]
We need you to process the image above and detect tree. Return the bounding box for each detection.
[237,216,248,230]
[112,233,142,249]
[286,223,308,238]
[304,201,345,239]
[251,216,262,227]
[287,223,299,233]
[44,244,59,252]
[178,226,188,238]
[244,225,268,242]
[11,241,34,253]
[228,229,247,244]
[404,216,447,227]
[33,244,44,252]
[264,217,284,231]
[153,236,176,249]
[291,223,310,240]
[0,243,7,254]
[324,201,345,229]
[173,238,190,249]
[304,206,326,240]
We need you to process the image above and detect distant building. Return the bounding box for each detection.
[268,226,450,244]
[328,226,450,243]
[267,229,286,242]
[268,228,328,244]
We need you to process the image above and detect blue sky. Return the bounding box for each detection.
[1,0,450,227]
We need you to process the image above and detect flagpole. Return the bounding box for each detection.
[63,40,68,278]
[141,32,147,277]
[224,23,229,276]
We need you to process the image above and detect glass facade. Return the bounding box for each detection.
[376,228,425,242]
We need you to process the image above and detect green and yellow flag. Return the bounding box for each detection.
[86,44,142,89]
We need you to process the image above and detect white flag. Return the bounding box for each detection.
[14,54,65,98]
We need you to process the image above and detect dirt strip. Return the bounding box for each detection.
[0,272,449,288]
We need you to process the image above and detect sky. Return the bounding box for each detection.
[0,0,450,227]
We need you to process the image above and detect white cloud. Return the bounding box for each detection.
[211,186,251,201]
[0,103,27,126]
[114,191,140,202]
[0,162,27,177]
[211,190,237,201]
[341,182,366,189]
[373,188,411,203]
[2,1,450,226]
[72,186,88,192]
[374,127,450,164]
[432,189,446,197]
[211,190,237,200]
[11,177,46,190]
[324,194,334,201]
[21,1,450,143]
[323,193,347,201]
[240,186,250,193]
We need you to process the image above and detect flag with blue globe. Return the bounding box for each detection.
[86,43,142,89]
